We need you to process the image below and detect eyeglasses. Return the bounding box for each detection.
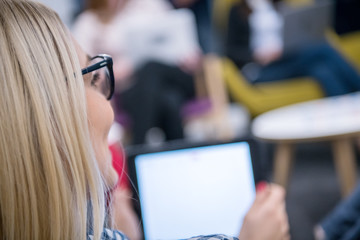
[81,54,115,100]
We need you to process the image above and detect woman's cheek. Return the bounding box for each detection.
[86,88,117,187]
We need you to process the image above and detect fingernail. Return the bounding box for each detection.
[256,181,267,192]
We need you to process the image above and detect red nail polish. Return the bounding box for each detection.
[256,181,267,192]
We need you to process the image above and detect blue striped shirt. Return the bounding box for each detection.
[88,229,239,240]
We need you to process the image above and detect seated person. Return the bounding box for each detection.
[314,183,360,240]
[226,0,360,97]
[72,0,202,145]
[168,0,214,53]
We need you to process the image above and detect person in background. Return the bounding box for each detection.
[0,0,290,239]
[72,0,201,145]
[314,184,360,240]
[226,0,360,97]
[73,0,86,21]
[169,0,215,53]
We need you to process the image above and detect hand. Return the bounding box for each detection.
[238,183,290,240]
[178,50,203,74]
[110,187,142,240]
[314,225,326,240]
[253,49,282,66]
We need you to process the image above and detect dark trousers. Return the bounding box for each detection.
[254,43,360,96]
[321,183,360,240]
[118,61,195,145]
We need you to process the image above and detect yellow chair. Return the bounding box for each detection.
[222,58,324,117]
[328,30,360,70]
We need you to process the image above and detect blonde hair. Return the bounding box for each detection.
[0,0,106,239]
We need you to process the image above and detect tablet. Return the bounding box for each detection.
[127,140,258,240]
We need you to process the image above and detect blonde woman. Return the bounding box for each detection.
[0,0,115,239]
[0,0,289,239]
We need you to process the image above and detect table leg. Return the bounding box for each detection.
[273,143,294,189]
[332,138,357,197]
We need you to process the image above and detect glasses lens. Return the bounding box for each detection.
[89,57,111,99]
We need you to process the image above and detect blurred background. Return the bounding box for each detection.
[36,0,360,239]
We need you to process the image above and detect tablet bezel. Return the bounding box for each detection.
[125,138,264,239]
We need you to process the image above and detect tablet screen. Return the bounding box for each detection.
[134,142,256,239]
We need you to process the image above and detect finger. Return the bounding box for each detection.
[280,204,290,238]
[255,181,267,192]
[253,184,271,205]
[283,233,291,240]
[281,215,290,237]
[265,184,286,206]
[272,207,289,240]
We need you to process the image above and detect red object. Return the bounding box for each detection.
[256,181,267,193]
[109,143,130,190]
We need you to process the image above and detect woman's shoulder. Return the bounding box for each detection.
[87,228,129,240]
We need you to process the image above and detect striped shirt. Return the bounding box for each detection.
[88,229,239,240]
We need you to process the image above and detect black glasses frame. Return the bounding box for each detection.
[81,54,115,100]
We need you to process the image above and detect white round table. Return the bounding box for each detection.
[252,92,360,197]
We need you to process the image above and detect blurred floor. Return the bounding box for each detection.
[263,142,360,240]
